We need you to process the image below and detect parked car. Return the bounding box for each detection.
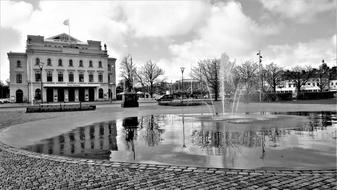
[156,94,174,102]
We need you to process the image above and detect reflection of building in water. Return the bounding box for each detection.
[24,120,118,159]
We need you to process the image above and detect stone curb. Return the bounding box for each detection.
[1,141,336,177]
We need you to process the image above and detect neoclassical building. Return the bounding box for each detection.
[8,33,116,103]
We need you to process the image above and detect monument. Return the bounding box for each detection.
[121,92,139,107]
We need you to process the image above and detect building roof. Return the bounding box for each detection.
[45,33,87,44]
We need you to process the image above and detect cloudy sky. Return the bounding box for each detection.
[0,0,336,82]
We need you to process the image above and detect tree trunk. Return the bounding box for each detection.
[150,82,153,98]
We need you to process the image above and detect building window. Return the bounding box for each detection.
[35,89,41,100]
[58,72,63,82]
[307,83,310,86]
[89,60,93,67]
[16,73,22,83]
[35,58,40,65]
[47,58,52,66]
[47,71,53,82]
[58,59,63,66]
[35,71,41,82]
[17,60,22,68]
[69,59,73,67]
[79,60,83,67]
[79,73,84,82]
[98,73,103,82]
[89,73,94,82]
[68,72,74,82]
[98,88,103,99]
[331,82,334,86]
[288,84,291,88]
[335,82,337,85]
[312,83,315,86]
[98,61,102,68]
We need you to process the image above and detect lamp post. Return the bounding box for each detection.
[180,67,185,101]
[257,50,262,102]
[39,62,45,103]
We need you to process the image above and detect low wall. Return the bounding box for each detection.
[26,103,96,113]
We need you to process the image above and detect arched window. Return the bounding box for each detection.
[35,89,41,100]
[16,73,22,83]
[69,59,73,67]
[47,58,52,66]
[89,60,93,67]
[16,60,22,68]
[98,61,102,68]
[98,88,103,99]
[35,58,40,65]
[79,60,83,67]
[58,59,62,66]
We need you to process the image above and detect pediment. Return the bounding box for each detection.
[46,33,81,43]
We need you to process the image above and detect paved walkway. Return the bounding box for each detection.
[1,103,336,189]
[1,142,336,189]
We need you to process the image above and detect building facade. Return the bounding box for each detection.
[8,33,116,103]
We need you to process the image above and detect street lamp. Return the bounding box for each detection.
[180,67,185,101]
[257,50,263,102]
[39,61,45,103]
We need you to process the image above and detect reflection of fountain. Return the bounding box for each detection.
[123,117,139,160]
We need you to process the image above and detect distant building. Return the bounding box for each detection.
[275,67,337,93]
[8,33,116,103]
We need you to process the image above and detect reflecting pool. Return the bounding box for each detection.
[22,112,337,169]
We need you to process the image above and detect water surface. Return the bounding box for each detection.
[18,112,337,169]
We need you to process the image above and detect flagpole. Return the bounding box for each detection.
[68,21,70,43]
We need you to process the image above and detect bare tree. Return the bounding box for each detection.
[120,55,137,92]
[235,61,259,94]
[191,59,220,101]
[317,60,330,92]
[138,60,164,97]
[264,62,283,93]
[283,66,314,97]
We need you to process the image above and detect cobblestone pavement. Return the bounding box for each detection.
[0,142,336,190]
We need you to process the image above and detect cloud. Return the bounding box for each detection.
[259,0,336,23]
[0,1,33,28]
[263,35,336,69]
[165,1,278,79]
[0,0,129,81]
[121,1,210,38]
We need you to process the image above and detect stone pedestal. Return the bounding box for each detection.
[121,93,139,108]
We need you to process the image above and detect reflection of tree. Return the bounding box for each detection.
[191,122,289,161]
[291,112,334,136]
[139,115,165,147]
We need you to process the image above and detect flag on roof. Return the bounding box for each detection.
[63,19,69,26]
